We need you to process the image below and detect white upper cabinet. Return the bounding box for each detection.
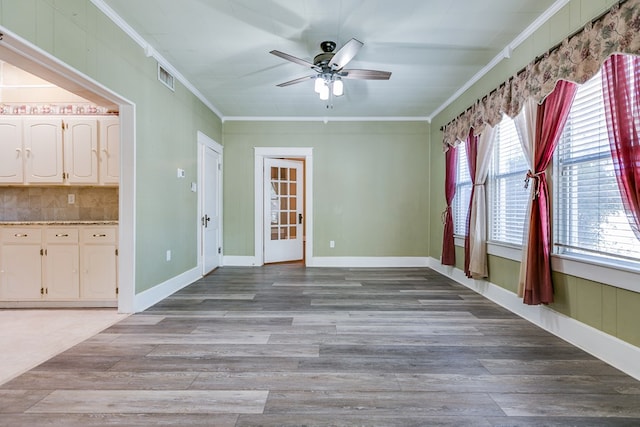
[99,117,120,185]
[64,118,99,184]
[23,118,64,184]
[0,118,24,183]
[0,115,119,186]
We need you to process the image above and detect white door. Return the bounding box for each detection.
[202,145,220,274]
[263,158,303,263]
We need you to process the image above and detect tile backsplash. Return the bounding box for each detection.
[0,187,118,221]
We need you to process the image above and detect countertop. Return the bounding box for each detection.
[0,221,118,226]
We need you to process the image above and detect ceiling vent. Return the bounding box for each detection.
[157,64,175,91]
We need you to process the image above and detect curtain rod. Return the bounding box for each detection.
[439,0,629,132]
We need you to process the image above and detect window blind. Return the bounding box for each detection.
[554,70,640,264]
[453,143,471,236]
[488,116,528,245]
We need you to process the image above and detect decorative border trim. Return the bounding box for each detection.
[308,257,430,268]
[428,257,640,381]
[132,267,201,312]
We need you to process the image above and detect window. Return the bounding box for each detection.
[554,70,640,267]
[453,143,471,236]
[488,115,529,246]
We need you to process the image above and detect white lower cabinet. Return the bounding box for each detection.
[44,228,80,300]
[80,227,117,300]
[0,225,117,304]
[0,228,42,300]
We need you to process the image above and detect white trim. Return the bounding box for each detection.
[225,116,429,123]
[0,26,137,314]
[428,0,570,121]
[254,147,313,266]
[308,257,430,268]
[132,267,201,312]
[428,257,640,382]
[197,132,223,274]
[223,256,259,267]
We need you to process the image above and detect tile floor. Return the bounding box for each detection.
[0,309,128,385]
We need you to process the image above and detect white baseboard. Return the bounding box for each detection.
[223,256,259,266]
[308,257,430,268]
[428,257,640,381]
[133,267,201,312]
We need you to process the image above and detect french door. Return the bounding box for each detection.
[263,158,303,263]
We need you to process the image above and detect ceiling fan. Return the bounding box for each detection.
[270,38,391,101]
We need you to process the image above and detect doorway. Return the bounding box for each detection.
[254,147,313,266]
[197,132,223,275]
[0,28,135,312]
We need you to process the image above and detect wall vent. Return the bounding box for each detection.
[157,64,175,91]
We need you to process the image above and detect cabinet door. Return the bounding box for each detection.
[64,119,98,184]
[23,118,63,183]
[80,244,116,300]
[0,228,42,300]
[0,118,24,183]
[99,118,120,185]
[44,228,80,300]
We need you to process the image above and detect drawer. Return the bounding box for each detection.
[1,227,42,243]
[45,228,79,243]
[81,227,117,244]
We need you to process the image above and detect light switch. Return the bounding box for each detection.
[177,168,185,178]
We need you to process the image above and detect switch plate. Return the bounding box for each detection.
[67,194,75,204]
[329,240,335,248]
[190,182,197,192]
[166,250,171,261]
[177,168,185,178]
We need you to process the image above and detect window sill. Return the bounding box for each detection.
[453,237,640,293]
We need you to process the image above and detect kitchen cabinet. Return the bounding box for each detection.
[0,118,24,183]
[0,227,42,300]
[64,118,99,184]
[80,227,117,300]
[0,116,119,186]
[99,118,120,185]
[43,228,80,300]
[23,118,64,183]
[0,225,117,305]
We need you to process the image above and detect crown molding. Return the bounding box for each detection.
[90,0,224,120]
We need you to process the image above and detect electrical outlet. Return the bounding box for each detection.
[67,194,75,204]
[329,240,335,248]
[166,250,171,261]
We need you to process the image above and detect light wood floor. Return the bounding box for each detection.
[1,265,639,426]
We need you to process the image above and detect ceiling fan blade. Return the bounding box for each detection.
[276,75,315,87]
[270,50,319,71]
[328,38,363,70]
[341,69,392,80]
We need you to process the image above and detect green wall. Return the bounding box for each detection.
[223,121,430,257]
[0,0,223,293]
[429,0,640,348]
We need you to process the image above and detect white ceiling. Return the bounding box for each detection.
[99,0,562,120]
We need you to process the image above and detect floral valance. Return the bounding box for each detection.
[442,0,640,149]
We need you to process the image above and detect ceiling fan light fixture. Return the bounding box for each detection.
[314,75,324,94]
[332,78,344,97]
[319,82,330,100]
